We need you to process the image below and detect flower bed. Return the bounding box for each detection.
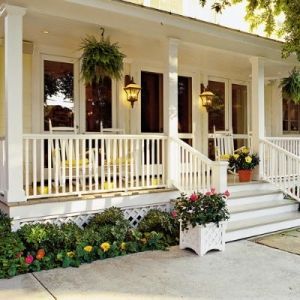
[0,208,178,279]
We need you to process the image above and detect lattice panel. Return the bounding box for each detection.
[13,203,170,230]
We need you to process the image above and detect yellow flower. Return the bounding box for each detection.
[220,154,230,160]
[140,238,147,245]
[120,242,126,251]
[242,147,249,154]
[100,242,110,252]
[233,154,239,160]
[245,156,252,163]
[67,251,75,258]
[84,245,93,253]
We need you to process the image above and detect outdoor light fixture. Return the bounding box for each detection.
[124,75,141,108]
[200,90,215,109]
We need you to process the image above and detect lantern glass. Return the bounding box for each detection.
[124,82,141,108]
[200,91,214,107]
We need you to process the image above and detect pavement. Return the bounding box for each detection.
[0,239,300,300]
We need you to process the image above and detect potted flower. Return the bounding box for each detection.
[228,147,259,182]
[173,189,230,256]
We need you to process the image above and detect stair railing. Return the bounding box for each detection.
[260,139,300,202]
[169,137,228,194]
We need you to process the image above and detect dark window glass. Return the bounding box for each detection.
[86,77,112,132]
[44,60,74,131]
[232,84,247,134]
[141,71,163,133]
[178,76,192,133]
[206,80,225,133]
[283,97,300,132]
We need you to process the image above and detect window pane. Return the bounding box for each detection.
[232,84,247,134]
[207,80,225,133]
[85,77,112,132]
[141,71,163,133]
[178,76,192,133]
[44,60,74,131]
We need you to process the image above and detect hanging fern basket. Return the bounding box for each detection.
[280,68,300,104]
[80,28,126,85]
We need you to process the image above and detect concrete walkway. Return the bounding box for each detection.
[0,240,299,300]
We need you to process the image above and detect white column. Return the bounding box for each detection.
[164,38,179,187]
[1,4,26,202]
[250,57,265,178]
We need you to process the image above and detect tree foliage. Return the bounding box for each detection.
[199,0,300,61]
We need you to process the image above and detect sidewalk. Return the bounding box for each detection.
[0,240,299,300]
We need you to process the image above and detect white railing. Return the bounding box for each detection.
[260,139,300,202]
[266,137,300,157]
[0,137,5,195]
[23,134,167,199]
[171,138,214,193]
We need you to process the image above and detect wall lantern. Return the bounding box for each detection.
[124,75,141,108]
[200,90,215,109]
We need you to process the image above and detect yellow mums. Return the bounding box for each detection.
[233,154,239,160]
[67,251,75,258]
[83,245,93,252]
[100,242,110,252]
[245,156,252,163]
[120,242,126,251]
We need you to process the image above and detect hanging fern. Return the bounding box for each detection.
[80,34,125,84]
[280,67,300,104]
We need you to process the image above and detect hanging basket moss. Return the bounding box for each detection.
[280,67,300,104]
[80,31,125,85]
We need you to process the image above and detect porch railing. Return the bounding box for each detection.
[0,137,5,195]
[260,139,300,202]
[171,137,213,193]
[266,137,300,157]
[23,134,167,199]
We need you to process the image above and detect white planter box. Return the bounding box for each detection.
[179,221,227,256]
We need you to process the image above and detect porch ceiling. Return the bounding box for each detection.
[0,0,298,78]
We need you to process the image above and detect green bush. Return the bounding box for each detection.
[0,210,12,235]
[0,232,27,278]
[137,209,179,245]
[87,207,127,228]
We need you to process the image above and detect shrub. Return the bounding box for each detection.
[0,210,12,235]
[137,209,179,245]
[87,207,127,228]
[0,232,27,278]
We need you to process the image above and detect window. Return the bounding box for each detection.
[44,60,74,131]
[283,98,300,132]
[232,84,247,134]
[85,77,112,132]
[178,76,192,134]
[141,71,164,133]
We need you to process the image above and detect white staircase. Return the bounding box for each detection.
[226,181,300,242]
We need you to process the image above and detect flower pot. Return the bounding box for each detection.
[238,169,252,182]
[179,221,227,256]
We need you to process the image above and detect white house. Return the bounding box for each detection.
[0,0,299,240]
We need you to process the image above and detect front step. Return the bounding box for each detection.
[226,181,300,241]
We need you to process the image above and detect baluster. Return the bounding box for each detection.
[48,138,52,195]
[40,139,45,195]
[75,139,80,192]
[32,139,37,195]
[25,138,29,196]
[68,139,73,193]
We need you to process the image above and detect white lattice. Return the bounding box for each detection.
[13,203,170,230]
[179,222,227,256]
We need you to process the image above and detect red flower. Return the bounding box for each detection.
[171,210,177,218]
[189,193,198,202]
[205,191,212,196]
[211,188,216,194]
[224,190,230,197]
[25,255,34,264]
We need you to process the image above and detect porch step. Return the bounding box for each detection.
[225,181,300,241]
[226,211,300,242]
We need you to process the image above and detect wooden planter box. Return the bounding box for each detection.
[179,221,227,256]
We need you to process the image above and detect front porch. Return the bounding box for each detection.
[0,1,300,235]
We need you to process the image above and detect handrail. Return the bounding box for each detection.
[260,138,300,202]
[170,137,214,194]
[266,137,300,157]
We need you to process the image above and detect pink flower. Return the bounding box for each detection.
[211,188,216,194]
[189,193,198,202]
[205,191,212,196]
[171,210,177,218]
[224,190,230,197]
[25,255,34,264]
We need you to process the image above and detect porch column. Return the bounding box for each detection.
[250,57,265,178]
[1,4,26,202]
[164,38,179,187]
